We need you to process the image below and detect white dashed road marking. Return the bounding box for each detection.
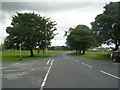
[75,60,79,62]
[82,63,93,68]
[100,70,120,80]
[71,57,79,62]
[31,69,35,71]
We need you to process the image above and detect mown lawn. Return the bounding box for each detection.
[72,51,111,61]
[2,50,66,62]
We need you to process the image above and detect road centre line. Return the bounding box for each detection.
[82,63,93,68]
[100,70,120,80]
[40,59,54,90]
[46,59,51,65]
[70,57,79,62]
[75,60,79,62]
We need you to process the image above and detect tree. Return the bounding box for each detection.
[66,25,97,54]
[91,2,120,51]
[4,12,57,56]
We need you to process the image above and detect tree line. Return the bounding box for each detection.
[4,1,120,56]
[65,2,120,54]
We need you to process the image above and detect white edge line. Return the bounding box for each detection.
[100,70,120,80]
[46,59,51,65]
[40,59,54,90]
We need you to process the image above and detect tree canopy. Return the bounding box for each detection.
[91,2,120,51]
[66,25,97,54]
[4,12,57,56]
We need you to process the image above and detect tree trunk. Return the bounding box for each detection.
[114,44,119,51]
[114,41,119,51]
[79,50,81,54]
[83,48,86,54]
[30,48,34,57]
[76,50,78,53]
[38,48,40,54]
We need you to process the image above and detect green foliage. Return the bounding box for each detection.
[66,25,98,54]
[91,2,120,51]
[48,46,70,50]
[4,12,57,56]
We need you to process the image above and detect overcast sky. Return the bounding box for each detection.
[0,0,119,47]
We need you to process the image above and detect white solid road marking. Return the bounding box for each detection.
[46,59,51,65]
[82,63,93,68]
[40,59,54,90]
[100,70,120,80]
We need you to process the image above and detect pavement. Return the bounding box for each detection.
[2,52,120,89]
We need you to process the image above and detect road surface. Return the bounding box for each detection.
[2,52,120,89]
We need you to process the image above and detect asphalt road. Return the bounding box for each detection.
[43,52,119,88]
[2,58,50,88]
[2,52,120,89]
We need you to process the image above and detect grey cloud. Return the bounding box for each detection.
[0,1,113,45]
[0,2,2,23]
[2,2,105,12]
[1,1,105,24]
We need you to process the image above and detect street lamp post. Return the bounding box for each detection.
[54,33,59,51]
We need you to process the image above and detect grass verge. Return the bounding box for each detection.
[2,50,67,62]
[72,51,111,61]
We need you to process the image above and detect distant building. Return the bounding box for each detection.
[104,47,113,52]
[89,47,114,52]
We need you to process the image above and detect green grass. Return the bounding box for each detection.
[72,51,111,61]
[2,50,112,62]
[0,51,2,62]
[2,50,66,62]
